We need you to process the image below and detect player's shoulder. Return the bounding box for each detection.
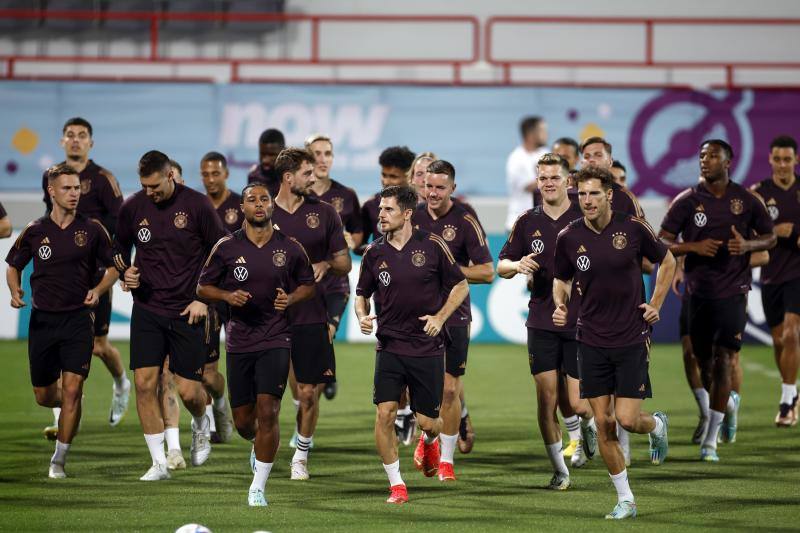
[85,216,112,240]
[208,232,235,256]
[330,179,357,196]
[227,190,242,204]
[282,232,312,262]
[363,193,380,206]
[120,189,148,211]
[13,217,47,247]
[623,213,658,236]
[667,186,698,208]
[557,217,584,239]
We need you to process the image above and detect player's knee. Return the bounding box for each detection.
[376,405,396,429]
[442,383,459,405]
[781,324,799,347]
[615,414,637,433]
[134,371,158,394]
[33,388,57,407]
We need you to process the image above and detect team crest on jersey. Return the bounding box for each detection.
[174,211,188,229]
[730,198,744,215]
[768,205,779,220]
[411,251,426,267]
[224,208,239,225]
[379,270,391,286]
[272,250,287,267]
[442,225,457,242]
[74,230,88,247]
[80,179,91,194]
[693,211,707,227]
[38,245,52,260]
[612,232,628,250]
[531,239,544,255]
[137,227,151,243]
[330,197,344,213]
[233,266,248,282]
[576,255,590,271]
[306,213,320,229]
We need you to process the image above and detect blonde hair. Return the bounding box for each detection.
[407,151,438,181]
[304,133,332,149]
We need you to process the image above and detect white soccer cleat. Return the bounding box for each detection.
[191,415,212,466]
[166,449,186,470]
[570,440,588,468]
[290,459,309,480]
[139,462,170,481]
[109,379,131,427]
[248,488,268,507]
[212,404,234,443]
[48,462,66,479]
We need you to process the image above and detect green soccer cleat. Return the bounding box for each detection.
[248,488,268,507]
[605,500,637,519]
[580,422,598,460]
[648,411,669,465]
[700,446,719,462]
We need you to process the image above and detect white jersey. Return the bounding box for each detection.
[505,144,548,231]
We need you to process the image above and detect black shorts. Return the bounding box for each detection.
[93,290,112,337]
[679,296,690,338]
[324,291,349,336]
[527,328,578,378]
[205,304,223,364]
[290,323,335,385]
[28,308,93,387]
[688,294,747,358]
[762,278,800,329]
[445,325,470,377]
[227,348,290,408]
[373,351,444,419]
[129,304,207,382]
[577,341,652,399]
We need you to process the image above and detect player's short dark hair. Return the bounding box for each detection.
[62,117,92,137]
[574,165,614,191]
[553,136,579,153]
[380,185,418,212]
[379,146,416,172]
[611,160,627,173]
[520,116,544,139]
[274,147,315,179]
[426,160,456,181]
[46,163,79,183]
[537,153,569,173]
[770,135,797,153]
[241,181,271,199]
[580,136,612,155]
[168,159,182,176]
[138,150,171,177]
[201,151,228,168]
[259,128,285,147]
[700,139,734,160]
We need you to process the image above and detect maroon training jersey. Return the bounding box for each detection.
[356,229,466,357]
[113,183,226,318]
[412,202,493,327]
[6,214,113,312]
[536,182,640,217]
[361,193,381,248]
[247,165,281,198]
[554,213,668,348]
[213,190,243,234]
[499,204,584,331]
[314,179,362,295]
[751,177,800,285]
[271,196,348,326]
[199,228,315,353]
[660,181,774,299]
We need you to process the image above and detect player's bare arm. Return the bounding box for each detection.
[0,215,10,239]
[197,284,252,307]
[6,266,25,308]
[659,229,722,257]
[85,266,119,307]
[276,283,315,311]
[419,279,469,337]
[460,261,495,284]
[727,226,776,256]
[552,277,572,327]
[354,294,376,335]
[496,254,540,279]
[640,250,676,325]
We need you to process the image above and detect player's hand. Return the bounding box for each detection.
[83,289,99,308]
[274,288,289,312]
[774,222,794,238]
[226,289,251,307]
[10,287,25,308]
[727,225,748,255]
[343,231,355,250]
[552,304,568,327]
[180,300,207,325]
[312,261,330,282]
[671,267,685,296]
[639,303,660,324]
[419,314,444,337]
[516,253,540,275]
[359,314,376,335]
[124,266,140,289]
[693,238,723,257]
[119,279,130,292]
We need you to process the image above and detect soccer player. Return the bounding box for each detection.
[498,154,598,489]
[553,165,675,519]
[113,150,227,480]
[355,185,469,504]
[409,152,437,204]
[40,117,130,435]
[0,201,10,238]
[7,164,117,478]
[410,159,493,481]
[552,137,580,173]
[611,161,627,187]
[750,135,800,426]
[271,147,351,480]
[659,139,775,461]
[248,128,286,195]
[198,182,316,506]
[505,116,549,231]
[580,137,644,218]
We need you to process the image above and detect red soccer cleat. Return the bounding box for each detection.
[422,437,440,477]
[413,434,425,471]
[438,461,456,482]
[386,483,408,504]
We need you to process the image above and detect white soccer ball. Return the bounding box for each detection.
[175,525,212,533]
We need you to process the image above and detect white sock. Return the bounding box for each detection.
[52,407,61,425]
[460,403,468,418]
[193,414,209,435]
[581,416,597,430]
[144,433,167,465]
[112,372,128,390]
[702,409,725,450]
[397,405,412,417]
[609,469,634,503]
[383,460,404,487]
[692,387,710,418]
[213,395,227,411]
[440,433,458,464]
[726,394,737,414]
[423,431,437,445]
[250,460,273,492]
[546,441,569,476]
[51,440,70,465]
[564,415,581,442]
[293,399,300,411]
[205,404,217,433]
[617,425,630,453]
[651,414,664,436]
[781,383,798,405]
[292,434,312,462]
[165,427,181,451]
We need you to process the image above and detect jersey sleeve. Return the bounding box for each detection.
[360,200,377,245]
[97,169,124,235]
[355,246,377,298]
[345,190,363,234]
[553,230,575,281]
[90,219,115,269]
[633,217,668,263]
[112,201,135,273]
[462,213,493,265]
[498,213,526,261]
[5,224,34,270]
[199,197,227,251]
[290,240,315,287]
[432,234,467,292]
[198,237,230,287]
[749,191,775,236]
[613,187,644,218]
[660,195,691,237]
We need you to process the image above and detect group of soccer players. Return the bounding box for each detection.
[4,115,799,519]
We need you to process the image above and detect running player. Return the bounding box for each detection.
[113,150,227,480]
[552,137,580,173]
[248,128,286,196]
[409,152,437,204]
[355,185,469,504]
[198,182,316,506]
[7,164,117,478]
[610,161,627,187]
[553,165,675,519]
[580,137,644,218]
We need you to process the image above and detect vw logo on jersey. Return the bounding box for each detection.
[530,239,545,255]
[768,205,779,221]
[379,271,391,287]
[233,266,248,282]
[38,245,52,260]
[693,212,707,227]
[137,227,151,243]
[576,255,591,271]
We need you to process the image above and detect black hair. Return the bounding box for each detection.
[259,128,285,147]
[241,181,271,198]
[611,160,627,173]
[169,159,182,176]
[769,135,797,153]
[580,136,612,155]
[700,139,734,160]
[274,147,315,179]
[380,185,418,212]
[426,160,456,181]
[520,116,544,139]
[138,150,171,177]
[379,146,416,172]
[553,137,579,153]
[201,151,228,168]
[62,117,93,137]
[574,165,614,191]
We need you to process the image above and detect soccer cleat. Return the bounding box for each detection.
[398,413,417,447]
[250,445,256,474]
[43,425,58,441]
[692,416,709,444]
[323,381,338,400]
[211,404,234,444]
[290,459,309,480]
[413,434,425,471]
[700,446,719,462]
[421,437,441,478]
[648,411,669,465]
[562,439,579,458]
[457,414,475,454]
[386,484,408,504]
[190,415,212,466]
[289,431,314,449]
[580,422,598,459]
[570,441,588,468]
[48,462,66,479]
[248,488,268,507]
[438,461,456,482]
[109,379,131,427]
[139,462,170,481]
[605,500,637,520]
[166,449,186,470]
[720,391,740,443]
[775,395,798,427]
[546,471,570,491]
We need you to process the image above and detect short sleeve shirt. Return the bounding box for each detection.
[751,177,800,285]
[315,179,362,295]
[214,191,243,234]
[360,194,381,247]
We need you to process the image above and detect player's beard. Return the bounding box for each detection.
[247,216,269,228]
[290,185,309,197]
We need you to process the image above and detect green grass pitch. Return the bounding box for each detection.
[0,340,798,532]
